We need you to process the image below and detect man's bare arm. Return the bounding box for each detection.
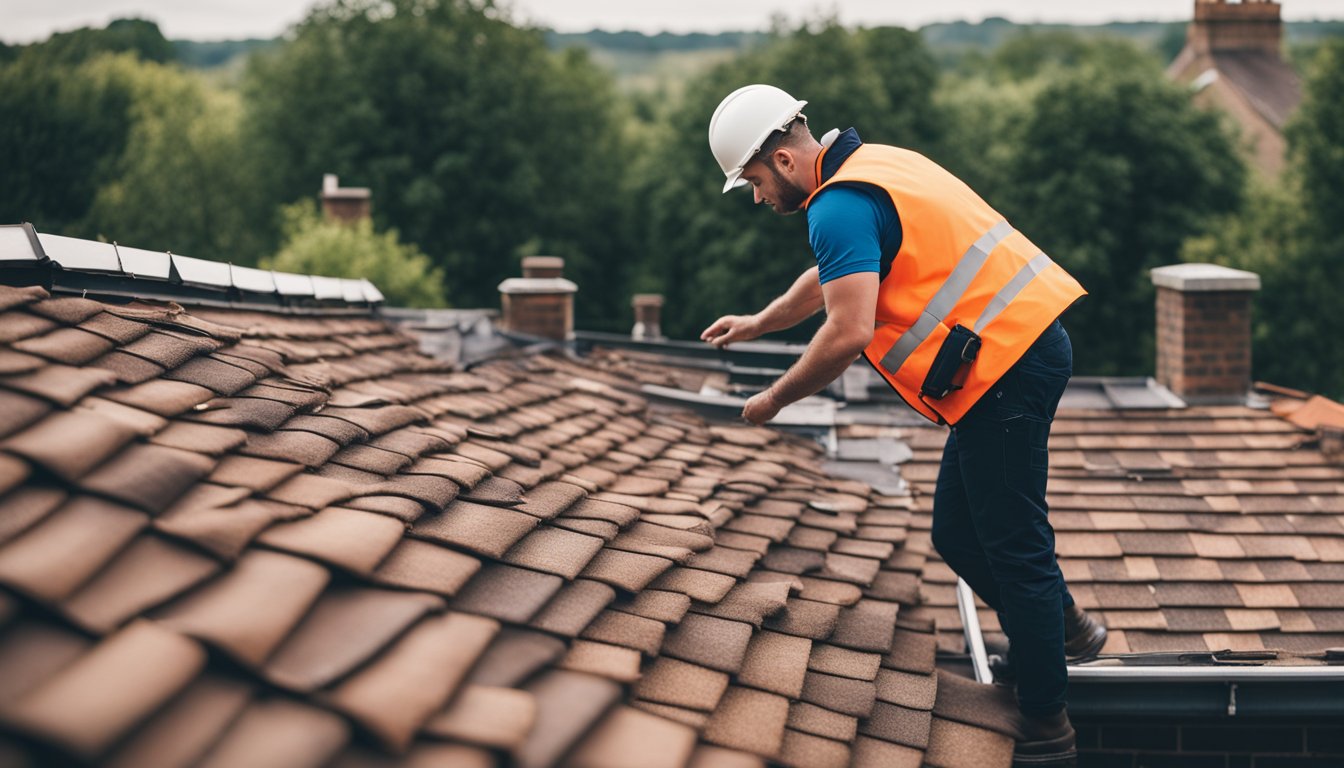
[741,271,878,424]
[701,266,823,348]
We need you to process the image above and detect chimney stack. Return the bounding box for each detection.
[498,256,577,341]
[1187,0,1283,56]
[321,174,372,224]
[632,294,664,340]
[1152,263,1260,403]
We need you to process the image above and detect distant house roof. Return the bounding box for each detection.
[1202,50,1302,130]
[0,246,1025,766]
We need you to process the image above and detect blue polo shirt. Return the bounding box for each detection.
[806,129,902,285]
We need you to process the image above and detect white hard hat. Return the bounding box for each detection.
[708,84,808,194]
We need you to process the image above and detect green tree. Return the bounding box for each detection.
[1187,40,1344,398]
[242,0,633,328]
[1001,51,1245,376]
[634,21,943,340]
[0,54,135,232]
[263,201,448,308]
[79,55,270,263]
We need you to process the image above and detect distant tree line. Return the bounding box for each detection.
[1,4,1341,395]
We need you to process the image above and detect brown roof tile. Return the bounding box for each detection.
[196,696,349,768]
[923,717,1014,768]
[102,674,251,768]
[514,670,622,768]
[263,586,443,691]
[702,686,790,759]
[59,533,220,633]
[635,656,730,711]
[778,729,850,768]
[788,700,858,742]
[528,578,617,637]
[328,611,496,751]
[154,549,329,666]
[858,701,932,750]
[799,670,877,717]
[735,629,812,699]
[0,495,147,602]
[0,620,205,758]
[557,639,643,683]
[850,735,923,768]
[422,684,536,750]
[611,588,691,624]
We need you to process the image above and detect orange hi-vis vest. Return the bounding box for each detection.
[804,143,1087,425]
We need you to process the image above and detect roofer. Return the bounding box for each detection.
[701,84,1109,767]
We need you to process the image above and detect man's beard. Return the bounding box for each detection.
[766,162,807,215]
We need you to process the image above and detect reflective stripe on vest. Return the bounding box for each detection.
[878,219,1013,375]
[878,221,1057,376]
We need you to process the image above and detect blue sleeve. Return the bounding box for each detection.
[807,185,884,285]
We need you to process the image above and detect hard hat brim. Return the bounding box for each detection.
[722,172,747,194]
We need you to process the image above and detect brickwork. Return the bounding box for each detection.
[1189,0,1283,55]
[1076,717,1344,767]
[632,293,664,340]
[1153,270,1257,402]
[500,291,573,340]
[321,196,371,223]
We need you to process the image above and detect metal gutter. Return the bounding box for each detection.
[1070,664,1344,681]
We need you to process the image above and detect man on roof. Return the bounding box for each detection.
[700,83,1106,768]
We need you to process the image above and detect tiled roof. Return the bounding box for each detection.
[884,403,1344,658]
[1209,50,1302,130]
[0,284,1020,767]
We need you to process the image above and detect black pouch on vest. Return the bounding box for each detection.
[921,324,981,400]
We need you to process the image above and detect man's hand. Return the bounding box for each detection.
[742,388,783,425]
[701,314,762,349]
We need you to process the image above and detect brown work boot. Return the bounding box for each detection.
[1013,707,1078,767]
[1063,603,1107,660]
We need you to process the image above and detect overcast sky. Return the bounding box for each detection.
[3,0,1340,43]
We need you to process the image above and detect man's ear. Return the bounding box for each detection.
[770,148,796,174]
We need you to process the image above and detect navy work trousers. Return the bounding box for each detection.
[930,319,1074,715]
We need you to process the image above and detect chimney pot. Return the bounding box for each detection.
[632,293,664,340]
[522,256,565,279]
[320,173,372,224]
[1151,263,1260,403]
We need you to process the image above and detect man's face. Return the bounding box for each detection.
[741,153,807,215]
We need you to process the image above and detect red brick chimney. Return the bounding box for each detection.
[498,256,577,341]
[632,294,664,340]
[1187,0,1283,55]
[321,174,371,224]
[1152,263,1261,403]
